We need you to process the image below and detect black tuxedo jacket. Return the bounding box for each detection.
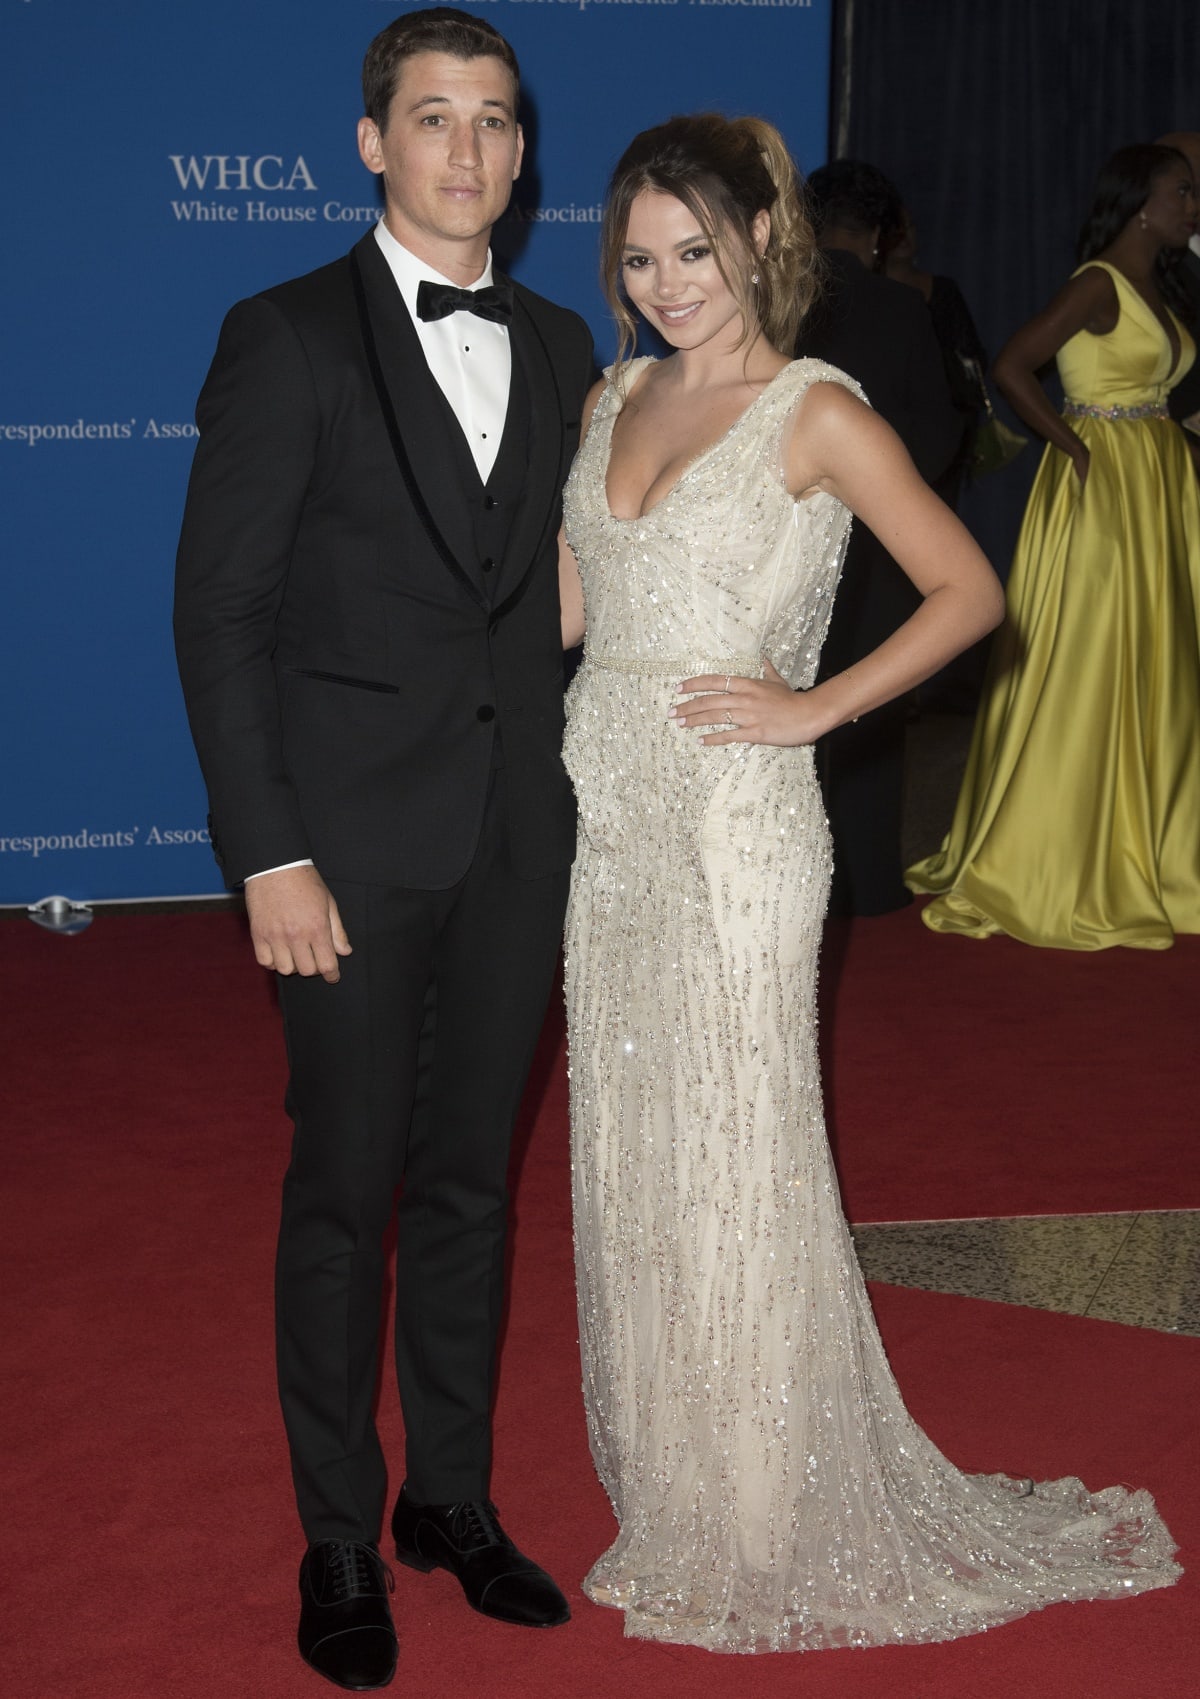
[175,232,593,889]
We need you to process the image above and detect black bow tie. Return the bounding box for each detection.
[415,279,514,324]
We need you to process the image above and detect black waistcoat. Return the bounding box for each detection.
[423,346,532,605]
[424,350,532,771]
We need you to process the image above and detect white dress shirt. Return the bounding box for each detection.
[247,223,513,885]
[374,218,512,482]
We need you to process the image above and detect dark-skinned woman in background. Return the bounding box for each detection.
[908,143,1200,949]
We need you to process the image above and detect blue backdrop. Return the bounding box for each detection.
[2,0,831,904]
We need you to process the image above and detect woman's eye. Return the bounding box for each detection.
[623,256,650,271]
[683,245,712,262]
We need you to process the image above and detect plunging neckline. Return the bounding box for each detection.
[1084,261,1185,379]
[603,359,798,523]
[1121,273,1184,380]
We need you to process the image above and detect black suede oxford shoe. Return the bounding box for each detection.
[392,1489,570,1628]
[298,1540,398,1691]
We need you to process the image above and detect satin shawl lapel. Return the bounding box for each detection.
[349,238,485,610]
[492,286,567,618]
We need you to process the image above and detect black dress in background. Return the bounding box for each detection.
[796,249,961,915]
[926,272,989,507]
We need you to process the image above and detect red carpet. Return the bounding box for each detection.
[2,910,1197,1698]
[820,903,1200,1222]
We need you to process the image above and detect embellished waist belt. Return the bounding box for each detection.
[1063,399,1169,421]
[586,651,762,680]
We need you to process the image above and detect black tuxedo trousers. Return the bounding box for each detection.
[276,770,569,1538]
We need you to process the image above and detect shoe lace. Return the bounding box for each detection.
[447,1498,505,1552]
[328,1540,395,1600]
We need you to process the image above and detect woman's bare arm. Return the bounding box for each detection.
[674,382,1005,746]
[992,267,1119,484]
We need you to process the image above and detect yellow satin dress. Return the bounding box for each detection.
[907,261,1200,948]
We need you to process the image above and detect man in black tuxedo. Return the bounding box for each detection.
[1157,131,1200,475]
[174,12,592,1689]
[797,160,960,915]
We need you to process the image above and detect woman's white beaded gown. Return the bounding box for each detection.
[560,357,1179,1653]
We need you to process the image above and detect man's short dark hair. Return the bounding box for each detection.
[362,9,520,131]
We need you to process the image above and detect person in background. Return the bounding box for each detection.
[907,143,1200,949]
[884,205,989,512]
[885,204,994,712]
[797,159,961,914]
[1157,130,1200,473]
[174,11,592,1689]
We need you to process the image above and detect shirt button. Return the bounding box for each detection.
[476,704,496,723]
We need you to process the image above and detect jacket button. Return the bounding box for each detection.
[484,494,499,510]
[481,557,495,573]
[476,704,496,723]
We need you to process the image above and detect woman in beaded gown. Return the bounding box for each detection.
[907,144,1200,948]
[557,116,1181,1654]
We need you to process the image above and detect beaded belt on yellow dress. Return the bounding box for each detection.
[1063,399,1169,421]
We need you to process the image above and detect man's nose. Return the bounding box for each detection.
[449,122,483,168]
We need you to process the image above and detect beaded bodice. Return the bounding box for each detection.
[563,357,862,690]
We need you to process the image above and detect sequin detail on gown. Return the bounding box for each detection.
[561,357,1180,1652]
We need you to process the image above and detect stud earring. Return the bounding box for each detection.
[751,271,760,285]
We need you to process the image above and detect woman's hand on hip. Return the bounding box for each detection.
[670,657,831,747]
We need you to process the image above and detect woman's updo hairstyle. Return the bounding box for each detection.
[600,113,821,374]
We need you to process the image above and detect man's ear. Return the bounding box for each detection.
[358,117,384,177]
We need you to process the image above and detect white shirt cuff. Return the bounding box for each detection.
[245,859,314,881]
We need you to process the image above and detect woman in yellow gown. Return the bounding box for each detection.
[907,144,1200,948]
